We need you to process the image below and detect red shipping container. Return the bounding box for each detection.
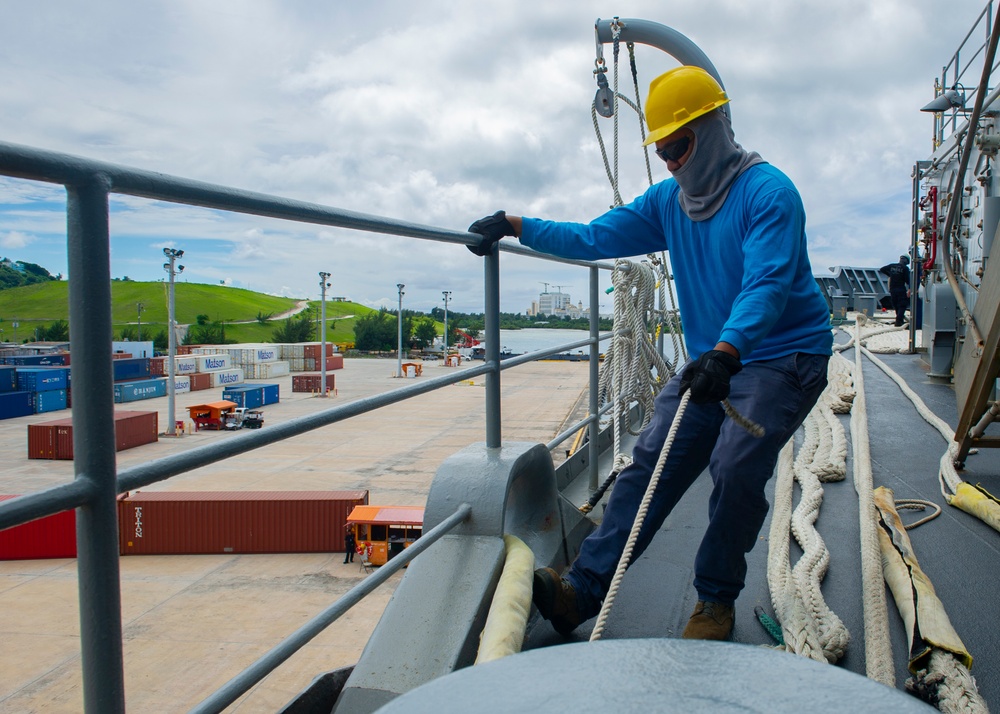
[0,495,77,559]
[118,490,369,555]
[328,354,344,370]
[303,343,336,360]
[292,373,336,393]
[188,372,212,391]
[148,356,167,377]
[112,353,133,360]
[27,411,158,460]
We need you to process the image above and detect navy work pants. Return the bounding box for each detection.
[891,288,908,326]
[566,352,830,615]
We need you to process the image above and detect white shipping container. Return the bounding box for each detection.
[281,344,305,360]
[209,368,245,388]
[244,361,291,379]
[173,376,191,393]
[174,357,198,374]
[195,354,232,372]
[287,358,308,372]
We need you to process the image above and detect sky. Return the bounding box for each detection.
[0,1,989,315]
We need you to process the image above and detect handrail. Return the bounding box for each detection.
[0,140,627,712]
[191,503,473,714]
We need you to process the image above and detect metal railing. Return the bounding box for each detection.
[934,1,996,145]
[0,140,618,712]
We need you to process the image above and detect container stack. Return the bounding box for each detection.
[0,366,33,421]
[191,344,286,381]
[280,342,343,372]
[221,383,279,409]
[15,367,71,413]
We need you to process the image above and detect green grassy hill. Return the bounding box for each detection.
[0,281,376,344]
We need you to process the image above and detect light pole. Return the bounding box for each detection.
[396,283,405,377]
[136,302,144,342]
[163,248,185,436]
[442,290,451,362]
[319,271,331,396]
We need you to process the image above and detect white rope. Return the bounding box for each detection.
[590,391,692,641]
[850,322,897,686]
[767,366,850,664]
[906,648,990,713]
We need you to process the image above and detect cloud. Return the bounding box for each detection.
[0,0,984,310]
[0,231,35,249]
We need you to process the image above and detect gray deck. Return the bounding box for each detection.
[525,349,1000,707]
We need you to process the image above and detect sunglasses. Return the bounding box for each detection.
[655,136,691,163]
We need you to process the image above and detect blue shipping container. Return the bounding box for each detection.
[114,378,167,403]
[260,383,280,405]
[0,391,34,419]
[112,358,151,382]
[222,386,264,409]
[33,389,68,413]
[0,366,17,393]
[16,368,70,393]
[4,354,67,366]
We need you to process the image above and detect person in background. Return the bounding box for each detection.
[879,254,911,327]
[344,526,356,564]
[466,65,833,640]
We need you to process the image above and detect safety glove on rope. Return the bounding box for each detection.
[678,349,743,404]
[467,211,516,256]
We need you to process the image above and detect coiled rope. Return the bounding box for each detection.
[582,259,671,513]
[766,362,851,664]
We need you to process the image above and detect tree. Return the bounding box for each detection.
[256,311,273,325]
[153,329,168,350]
[38,319,69,342]
[413,316,438,349]
[119,325,138,341]
[353,309,410,351]
[271,314,315,343]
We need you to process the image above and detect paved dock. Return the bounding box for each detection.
[0,358,591,712]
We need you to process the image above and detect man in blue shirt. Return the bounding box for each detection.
[468,66,833,640]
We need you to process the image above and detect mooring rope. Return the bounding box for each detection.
[906,648,990,713]
[850,322,897,686]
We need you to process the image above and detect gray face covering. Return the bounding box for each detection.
[671,109,765,221]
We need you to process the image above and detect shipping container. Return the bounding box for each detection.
[194,354,232,372]
[189,372,212,391]
[112,357,151,382]
[328,354,344,370]
[114,378,167,403]
[4,354,67,366]
[280,342,337,361]
[33,389,68,413]
[243,360,289,379]
[28,411,158,460]
[0,496,77,559]
[222,385,264,409]
[0,391,33,420]
[176,344,195,355]
[16,367,69,392]
[209,369,244,388]
[174,376,191,394]
[292,373,336,393]
[0,366,17,393]
[118,490,370,555]
[174,356,198,374]
[111,352,133,360]
[148,356,166,377]
[192,344,278,364]
[112,340,153,359]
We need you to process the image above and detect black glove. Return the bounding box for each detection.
[679,350,743,404]
[467,211,516,256]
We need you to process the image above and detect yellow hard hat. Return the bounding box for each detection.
[642,66,730,146]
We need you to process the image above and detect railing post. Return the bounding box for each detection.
[484,247,501,448]
[588,266,601,490]
[66,176,126,714]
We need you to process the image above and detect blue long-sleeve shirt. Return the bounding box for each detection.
[519,164,833,362]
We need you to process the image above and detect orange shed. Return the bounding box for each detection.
[346,505,424,565]
[187,400,238,430]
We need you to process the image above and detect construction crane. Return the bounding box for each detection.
[540,282,550,294]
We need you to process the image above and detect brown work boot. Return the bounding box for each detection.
[682,600,735,640]
[532,567,583,635]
